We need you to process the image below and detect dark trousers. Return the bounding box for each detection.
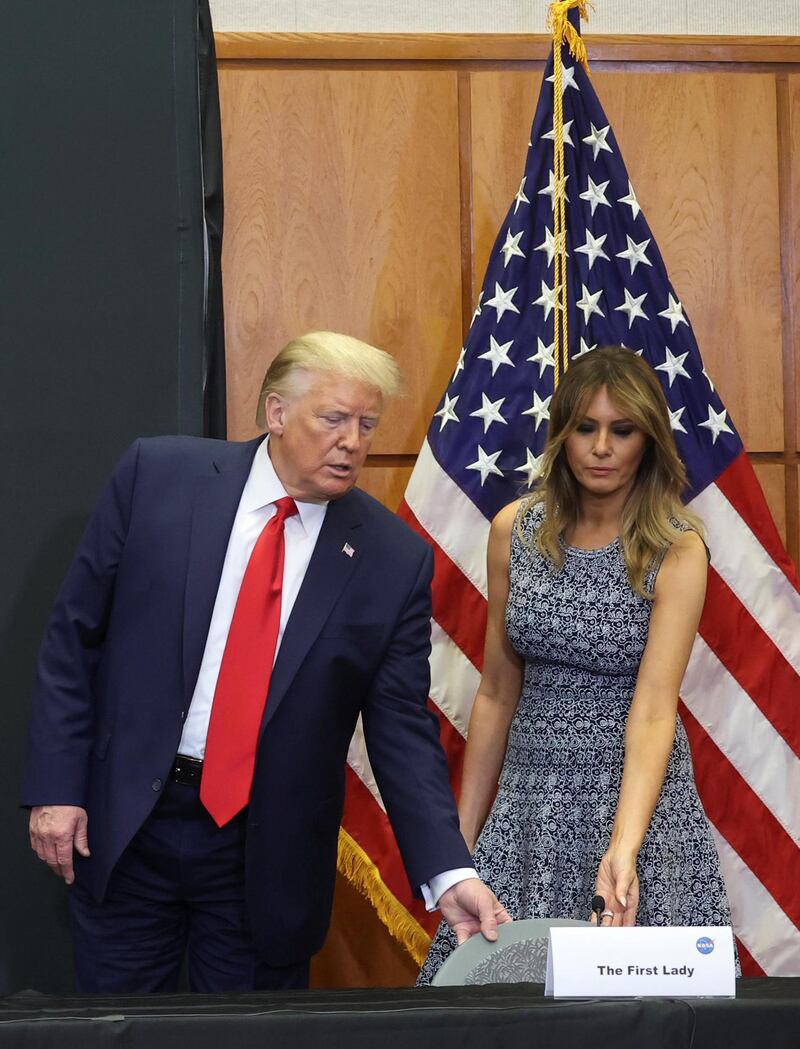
[69,777,309,993]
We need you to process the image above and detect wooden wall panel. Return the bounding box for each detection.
[219,68,463,451]
[753,461,788,545]
[778,75,799,565]
[788,75,800,456]
[358,462,414,511]
[215,34,800,65]
[470,70,784,453]
[469,72,535,311]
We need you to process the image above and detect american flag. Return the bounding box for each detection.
[342,26,800,976]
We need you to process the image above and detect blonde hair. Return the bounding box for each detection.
[522,345,703,598]
[256,331,402,427]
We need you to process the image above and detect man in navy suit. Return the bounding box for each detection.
[23,332,509,992]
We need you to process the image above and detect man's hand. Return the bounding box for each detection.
[438,877,511,945]
[29,805,90,885]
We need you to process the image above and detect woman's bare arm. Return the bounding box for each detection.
[458,500,525,851]
[596,529,708,924]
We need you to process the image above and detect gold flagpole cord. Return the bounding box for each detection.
[546,0,593,387]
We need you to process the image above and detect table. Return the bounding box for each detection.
[1,979,798,1049]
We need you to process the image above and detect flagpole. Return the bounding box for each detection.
[547,0,592,386]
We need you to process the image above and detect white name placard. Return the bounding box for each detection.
[545,926,735,998]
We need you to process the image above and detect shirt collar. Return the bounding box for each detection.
[241,437,328,534]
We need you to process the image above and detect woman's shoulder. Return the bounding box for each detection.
[652,524,708,599]
[666,517,709,559]
[664,525,707,563]
[490,498,524,547]
[492,495,544,538]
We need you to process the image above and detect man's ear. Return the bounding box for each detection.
[264,392,287,436]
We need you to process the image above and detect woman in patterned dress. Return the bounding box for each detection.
[419,345,734,983]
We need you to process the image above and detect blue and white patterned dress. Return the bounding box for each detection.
[418,501,733,984]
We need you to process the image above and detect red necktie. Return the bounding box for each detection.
[200,496,298,826]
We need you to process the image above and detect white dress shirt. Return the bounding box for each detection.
[179,438,327,758]
[178,437,475,908]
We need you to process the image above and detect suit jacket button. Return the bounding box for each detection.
[151,778,163,791]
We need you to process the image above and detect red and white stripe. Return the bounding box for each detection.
[342,443,800,975]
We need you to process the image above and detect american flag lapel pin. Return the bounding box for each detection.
[342,542,355,558]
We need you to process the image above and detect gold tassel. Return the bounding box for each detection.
[337,827,432,966]
[547,0,593,75]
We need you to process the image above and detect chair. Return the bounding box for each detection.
[431,918,589,985]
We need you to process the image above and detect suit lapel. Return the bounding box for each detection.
[182,438,263,704]
[261,492,364,732]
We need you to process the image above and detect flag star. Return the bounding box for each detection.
[527,337,555,376]
[513,177,530,214]
[658,293,689,333]
[546,64,580,93]
[500,228,526,267]
[702,366,715,392]
[466,445,504,485]
[469,289,488,329]
[533,280,558,321]
[655,346,690,387]
[575,229,609,270]
[470,393,508,433]
[616,235,652,274]
[579,176,611,216]
[478,335,515,375]
[515,449,545,488]
[542,119,575,148]
[485,282,520,322]
[522,390,552,431]
[576,284,605,323]
[535,226,568,267]
[538,169,570,210]
[452,347,466,380]
[698,405,734,444]
[581,122,613,161]
[618,180,641,219]
[574,337,597,359]
[614,289,649,328]
[669,405,688,435]
[434,392,460,431]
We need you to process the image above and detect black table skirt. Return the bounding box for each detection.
[2,979,798,1049]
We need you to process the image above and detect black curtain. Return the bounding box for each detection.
[0,0,225,992]
[198,0,227,439]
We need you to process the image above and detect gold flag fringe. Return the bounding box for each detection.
[547,0,594,386]
[337,826,432,966]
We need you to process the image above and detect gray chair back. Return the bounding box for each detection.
[431,918,589,985]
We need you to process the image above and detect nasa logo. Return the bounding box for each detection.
[696,936,715,955]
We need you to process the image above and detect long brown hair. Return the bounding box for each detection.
[522,345,703,597]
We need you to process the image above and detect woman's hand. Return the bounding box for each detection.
[593,849,639,926]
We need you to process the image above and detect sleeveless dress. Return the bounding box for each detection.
[418,501,734,984]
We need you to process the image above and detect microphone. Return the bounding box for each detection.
[592,894,605,926]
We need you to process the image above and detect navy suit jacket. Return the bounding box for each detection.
[22,436,471,965]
